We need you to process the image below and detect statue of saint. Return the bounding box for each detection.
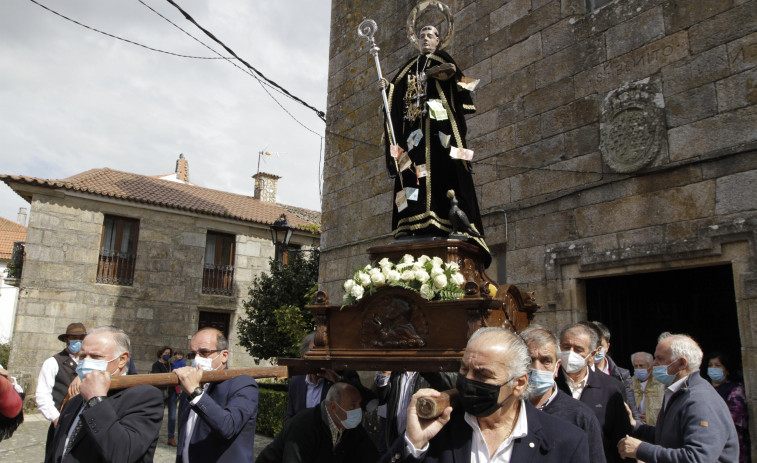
[380,23,490,266]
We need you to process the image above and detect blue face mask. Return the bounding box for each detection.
[76,356,119,380]
[652,360,678,386]
[707,367,725,383]
[68,340,82,354]
[162,354,171,361]
[634,369,649,382]
[336,403,363,429]
[594,348,606,363]
[529,367,556,396]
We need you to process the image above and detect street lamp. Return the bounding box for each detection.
[270,214,293,248]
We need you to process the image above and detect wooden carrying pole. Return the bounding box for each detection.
[416,388,460,420]
[108,366,288,390]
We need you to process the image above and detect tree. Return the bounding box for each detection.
[237,251,319,360]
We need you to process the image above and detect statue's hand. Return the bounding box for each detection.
[378,78,389,90]
[427,63,456,81]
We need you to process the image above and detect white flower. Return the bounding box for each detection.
[344,279,355,293]
[371,271,386,286]
[382,265,393,276]
[387,270,401,283]
[445,261,460,272]
[364,264,373,272]
[451,272,465,286]
[350,284,364,299]
[378,257,391,267]
[412,262,423,271]
[432,256,444,267]
[401,270,415,281]
[358,272,371,287]
[396,262,411,272]
[433,274,447,290]
[402,254,414,264]
[415,269,430,283]
[419,284,434,300]
[430,265,444,277]
[417,255,430,265]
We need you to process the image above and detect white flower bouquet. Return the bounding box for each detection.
[342,254,466,306]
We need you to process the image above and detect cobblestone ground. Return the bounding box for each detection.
[0,410,273,462]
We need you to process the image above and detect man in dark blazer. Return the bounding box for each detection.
[46,326,164,463]
[557,323,632,463]
[174,327,258,463]
[383,327,589,463]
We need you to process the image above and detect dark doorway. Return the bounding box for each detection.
[198,310,231,340]
[585,265,742,378]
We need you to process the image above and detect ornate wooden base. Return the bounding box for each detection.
[280,238,539,375]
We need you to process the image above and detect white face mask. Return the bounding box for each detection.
[76,355,120,380]
[559,350,591,374]
[192,354,220,371]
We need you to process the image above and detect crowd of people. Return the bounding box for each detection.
[0,319,751,463]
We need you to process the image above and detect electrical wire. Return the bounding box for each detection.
[27,0,228,60]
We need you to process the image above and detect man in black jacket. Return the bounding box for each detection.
[258,382,378,463]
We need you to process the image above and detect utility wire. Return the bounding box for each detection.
[27,0,228,60]
[164,0,326,122]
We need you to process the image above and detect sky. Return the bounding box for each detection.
[0,0,332,226]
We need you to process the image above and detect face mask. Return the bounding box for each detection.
[68,340,82,354]
[528,367,556,396]
[652,360,678,386]
[559,350,591,374]
[162,354,171,361]
[192,354,219,371]
[593,348,606,363]
[76,356,119,380]
[707,367,725,383]
[456,374,512,417]
[634,369,649,382]
[336,403,363,429]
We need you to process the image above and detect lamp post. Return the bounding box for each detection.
[270,214,293,249]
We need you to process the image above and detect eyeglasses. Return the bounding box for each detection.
[186,349,222,359]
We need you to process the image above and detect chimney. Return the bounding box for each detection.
[252,172,281,203]
[17,207,27,226]
[175,153,189,183]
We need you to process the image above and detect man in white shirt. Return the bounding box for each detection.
[36,322,86,459]
[386,327,589,463]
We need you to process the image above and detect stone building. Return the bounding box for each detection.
[1,156,319,390]
[321,0,757,449]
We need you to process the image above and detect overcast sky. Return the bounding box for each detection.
[0,0,331,226]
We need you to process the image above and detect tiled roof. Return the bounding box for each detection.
[0,168,320,232]
[0,217,26,260]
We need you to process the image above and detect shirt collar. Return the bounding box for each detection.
[321,402,342,448]
[463,400,529,441]
[540,387,559,409]
[666,374,688,393]
[305,375,322,387]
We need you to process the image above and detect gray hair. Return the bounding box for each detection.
[666,334,703,371]
[520,326,559,352]
[468,327,535,401]
[558,323,598,352]
[300,332,315,358]
[325,381,357,406]
[631,352,653,365]
[88,326,131,356]
[658,331,672,342]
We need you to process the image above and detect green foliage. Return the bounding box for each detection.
[257,384,288,437]
[0,343,9,367]
[237,251,320,360]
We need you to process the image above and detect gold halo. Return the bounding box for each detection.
[407,1,455,51]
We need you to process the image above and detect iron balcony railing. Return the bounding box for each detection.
[96,249,136,285]
[202,264,234,296]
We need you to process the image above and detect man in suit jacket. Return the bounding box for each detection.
[174,328,258,463]
[46,326,164,463]
[556,323,632,463]
[618,334,738,462]
[384,327,589,463]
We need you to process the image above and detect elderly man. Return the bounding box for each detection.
[46,326,164,463]
[630,351,663,425]
[37,322,87,458]
[555,323,631,463]
[258,382,379,462]
[618,334,738,462]
[521,327,605,463]
[388,327,588,462]
[174,327,258,463]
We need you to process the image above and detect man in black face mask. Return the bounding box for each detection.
[383,327,589,462]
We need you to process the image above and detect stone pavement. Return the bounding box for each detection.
[0,409,273,462]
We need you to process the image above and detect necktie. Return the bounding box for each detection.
[63,414,85,457]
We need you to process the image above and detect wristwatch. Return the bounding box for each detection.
[188,387,204,401]
[85,396,105,409]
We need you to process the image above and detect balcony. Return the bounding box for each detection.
[4,242,24,287]
[202,264,234,296]
[96,249,136,286]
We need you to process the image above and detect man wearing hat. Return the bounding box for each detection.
[35,322,87,458]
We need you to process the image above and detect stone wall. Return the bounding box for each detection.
[7,191,307,391]
[322,0,757,450]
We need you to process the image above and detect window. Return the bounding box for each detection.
[203,232,235,296]
[275,243,302,265]
[97,215,139,285]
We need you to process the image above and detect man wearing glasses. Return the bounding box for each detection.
[174,327,259,463]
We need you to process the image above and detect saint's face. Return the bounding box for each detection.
[419,27,439,54]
